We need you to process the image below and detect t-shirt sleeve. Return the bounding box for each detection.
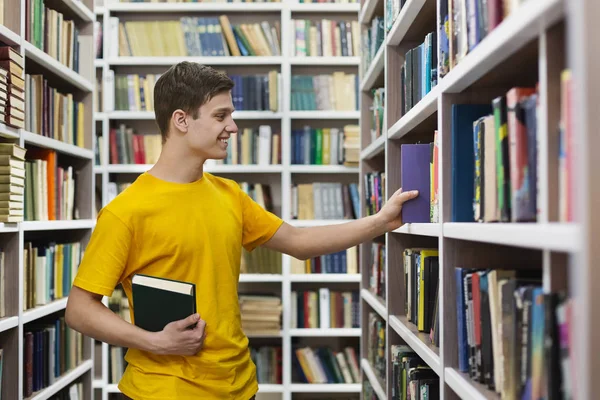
[72,208,132,297]
[240,189,284,252]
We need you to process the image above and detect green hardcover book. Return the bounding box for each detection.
[132,274,196,332]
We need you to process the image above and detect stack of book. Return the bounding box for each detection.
[239,295,282,336]
[0,46,25,129]
[0,143,26,222]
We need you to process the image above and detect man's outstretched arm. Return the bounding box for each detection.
[263,188,418,260]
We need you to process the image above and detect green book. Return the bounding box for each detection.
[132,274,196,332]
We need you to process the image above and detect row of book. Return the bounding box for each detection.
[25,0,81,73]
[364,171,385,217]
[23,149,77,222]
[251,346,282,384]
[400,31,438,115]
[367,312,386,382]
[291,182,360,220]
[362,17,385,76]
[108,286,130,323]
[403,248,439,345]
[290,72,358,111]
[0,47,25,129]
[231,72,279,112]
[370,87,384,141]
[24,73,86,147]
[290,245,358,274]
[455,268,572,400]
[291,19,360,57]
[399,135,440,224]
[113,73,160,112]
[291,289,359,329]
[439,0,529,78]
[0,144,26,222]
[218,126,281,166]
[240,246,282,274]
[291,125,351,166]
[114,17,281,57]
[23,316,85,397]
[109,345,127,384]
[23,241,83,311]
[391,345,439,400]
[54,382,84,400]
[107,126,162,165]
[293,346,360,384]
[385,0,405,31]
[239,294,281,335]
[239,182,276,214]
[369,243,385,300]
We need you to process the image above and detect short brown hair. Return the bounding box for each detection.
[153,62,234,142]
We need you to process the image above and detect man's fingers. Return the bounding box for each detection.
[177,313,200,330]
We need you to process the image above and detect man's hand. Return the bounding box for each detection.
[152,313,207,356]
[374,188,419,232]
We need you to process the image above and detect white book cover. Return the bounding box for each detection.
[319,288,330,329]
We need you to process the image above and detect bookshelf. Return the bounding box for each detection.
[359,0,598,400]
[92,1,362,399]
[0,0,96,398]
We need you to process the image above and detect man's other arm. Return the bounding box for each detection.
[262,188,418,260]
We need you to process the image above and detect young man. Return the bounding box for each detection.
[65,62,418,400]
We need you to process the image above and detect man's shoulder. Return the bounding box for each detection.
[205,172,242,194]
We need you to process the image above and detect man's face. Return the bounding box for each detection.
[185,91,238,160]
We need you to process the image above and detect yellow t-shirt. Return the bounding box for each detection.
[73,172,283,399]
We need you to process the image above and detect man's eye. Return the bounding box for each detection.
[215,115,225,120]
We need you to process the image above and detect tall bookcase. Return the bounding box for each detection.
[0,0,97,398]
[92,1,363,400]
[359,0,599,399]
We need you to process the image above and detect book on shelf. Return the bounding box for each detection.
[23,241,83,311]
[370,88,384,142]
[95,21,103,60]
[291,182,359,220]
[291,125,353,166]
[239,294,281,335]
[112,16,280,57]
[250,346,282,384]
[369,243,385,300]
[94,77,103,114]
[391,345,440,400]
[400,32,437,116]
[343,124,359,167]
[403,248,439,337]
[290,72,357,111]
[240,246,282,274]
[367,311,386,382]
[0,46,25,129]
[362,17,384,75]
[292,346,360,384]
[559,69,573,223]
[25,0,81,72]
[290,289,358,329]
[0,143,26,222]
[454,267,571,400]
[131,274,196,332]
[290,245,358,275]
[24,149,77,221]
[217,125,281,166]
[24,73,86,147]
[108,285,130,323]
[23,316,85,397]
[385,0,409,32]
[364,171,384,217]
[113,73,160,112]
[290,19,360,57]
[109,345,127,384]
[230,71,279,112]
[238,182,275,214]
[401,143,432,223]
[109,125,162,165]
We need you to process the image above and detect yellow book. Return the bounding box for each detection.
[322,129,330,164]
[57,244,64,299]
[418,249,439,331]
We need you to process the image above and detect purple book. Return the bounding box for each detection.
[401,143,432,223]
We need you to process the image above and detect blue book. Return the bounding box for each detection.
[401,143,431,223]
[455,268,469,372]
[451,104,493,222]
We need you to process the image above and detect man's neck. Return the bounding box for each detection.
[148,141,206,184]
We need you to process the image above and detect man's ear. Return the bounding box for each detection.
[172,109,188,133]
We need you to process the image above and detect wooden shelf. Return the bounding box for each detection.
[290,57,360,66]
[386,0,432,46]
[392,223,440,237]
[22,219,96,231]
[0,122,20,139]
[289,274,361,283]
[361,289,387,321]
[105,384,120,393]
[387,85,439,140]
[359,0,383,23]
[23,41,94,92]
[444,368,500,400]
[288,111,360,119]
[0,24,20,46]
[361,44,385,91]
[107,56,283,66]
[289,328,361,337]
[289,219,351,227]
[360,134,386,160]
[107,110,283,120]
[238,274,283,283]
[107,2,283,12]
[289,165,359,174]
[443,222,580,252]
[60,0,95,22]
[27,360,93,400]
[290,383,361,393]
[21,130,94,159]
[290,3,360,12]
[388,315,441,375]
[360,358,386,399]
[22,297,69,324]
[257,384,284,393]
[0,316,18,333]
[0,223,19,233]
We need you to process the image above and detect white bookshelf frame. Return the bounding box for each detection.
[358,0,598,399]
[92,1,362,400]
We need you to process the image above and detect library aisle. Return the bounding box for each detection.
[0,0,597,399]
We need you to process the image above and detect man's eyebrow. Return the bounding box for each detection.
[212,107,235,113]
